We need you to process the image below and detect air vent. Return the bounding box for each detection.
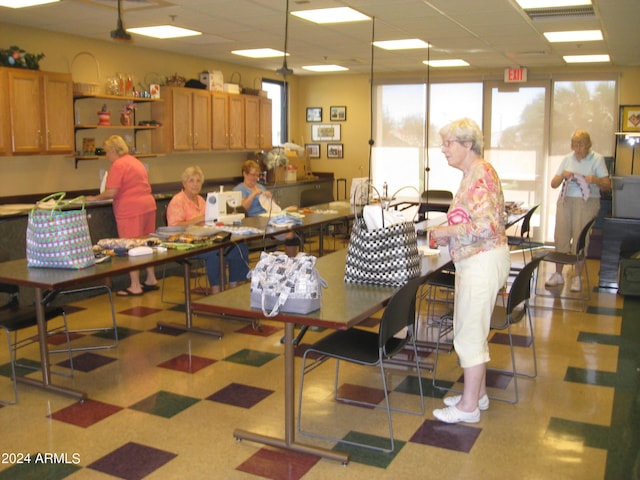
[525,6,595,20]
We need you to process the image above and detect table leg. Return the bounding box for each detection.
[15,288,87,401]
[233,322,349,464]
[157,260,224,338]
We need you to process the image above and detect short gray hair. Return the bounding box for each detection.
[439,118,484,155]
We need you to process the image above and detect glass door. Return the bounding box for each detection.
[484,81,550,242]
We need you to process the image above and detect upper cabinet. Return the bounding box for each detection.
[4,68,74,155]
[0,69,9,155]
[244,96,272,150]
[228,93,245,149]
[152,86,211,153]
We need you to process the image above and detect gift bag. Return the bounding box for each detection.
[26,192,96,270]
[249,252,327,317]
[345,205,420,287]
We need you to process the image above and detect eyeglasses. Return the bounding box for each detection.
[440,140,460,148]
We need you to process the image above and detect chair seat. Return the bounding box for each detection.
[308,328,402,365]
[0,306,65,332]
[540,251,575,265]
[490,304,525,330]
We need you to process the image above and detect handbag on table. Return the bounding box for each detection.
[26,192,96,270]
[344,204,420,287]
[249,252,327,318]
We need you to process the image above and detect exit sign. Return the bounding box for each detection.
[504,67,527,83]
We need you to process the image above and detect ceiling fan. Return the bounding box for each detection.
[276,0,293,77]
[111,0,132,41]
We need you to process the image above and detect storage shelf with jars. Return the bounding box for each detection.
[73,94,163,167]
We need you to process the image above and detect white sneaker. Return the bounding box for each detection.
[570,276,582,292]
[545,272,564,287]
[443,394,490,411]
[433,405,480,424]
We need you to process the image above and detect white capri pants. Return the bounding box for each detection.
[452,245,511,368]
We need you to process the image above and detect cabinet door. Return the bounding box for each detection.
[7,69,42,154]
[171,88,193,151]
[228,94,245,149]
[244,95,260,150]
[211,92,229,149]
[43,72,74,154]
[0,69,8,155]
[260,97,272,149]
[191,89,211,151]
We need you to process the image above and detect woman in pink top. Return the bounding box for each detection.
[87,135,158,296]
[430,118,511,424]
[166,166,249,293]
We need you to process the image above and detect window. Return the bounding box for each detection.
[373,76,617,241]
[262,79,288,146]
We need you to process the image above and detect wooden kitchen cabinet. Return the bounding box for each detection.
[152,86,211,152]
[227,93,245,149]
[244,95,272,150]
[5,68,74,154]
[211,91,230,149]
[0,69,8,155]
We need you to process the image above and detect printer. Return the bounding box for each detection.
[205,189,245,225]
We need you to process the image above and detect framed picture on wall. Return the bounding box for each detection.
[327,143,343,159]
[306,107,322,122]
[305,143,320,159]
[311,124,341,141]
[330,106,347,121]
[621,105,640,132]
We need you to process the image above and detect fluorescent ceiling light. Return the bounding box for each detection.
[373,39,430,50]
[544,30,602,42]
[0,0,58,7]
[563,54,610,63]
[515,0,590,8]
[232,48,287,59]
[302,65,349,72]
[127,25,201,39]
[291,7,370,24]
[423,59,469,67]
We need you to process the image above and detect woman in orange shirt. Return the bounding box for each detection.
[87,135,158,296]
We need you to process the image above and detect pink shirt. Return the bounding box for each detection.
[106,154,155,219]
[446,160,507,263]
[166,190,205,226]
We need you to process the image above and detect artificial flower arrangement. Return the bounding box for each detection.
[0,45,44,70]
[121,100,136,115]
[264,147,289,170]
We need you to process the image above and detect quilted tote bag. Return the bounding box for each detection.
[26,192,96,270]
[345,205,420,287]
[249,252,327,317]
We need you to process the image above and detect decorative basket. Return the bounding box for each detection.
[70,51,101,96]
[73,82,99,95]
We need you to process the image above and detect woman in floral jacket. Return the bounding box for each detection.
[429,118,511,424]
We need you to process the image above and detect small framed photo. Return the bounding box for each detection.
[327,143,343,159]
[311,124,341,141]
[330,106,347,122]
[306,107,322,122]
[621,105,640,132]
[305,143,320,159]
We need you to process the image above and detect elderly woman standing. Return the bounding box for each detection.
[166,166,249,293]
[429,118,510,424]
[546,130,609,292]
[86,135,158,296]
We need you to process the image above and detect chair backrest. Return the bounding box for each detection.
[419,190,453,207]
[575,217,597,257]
[378,274,426,357]
[519,204,540,238]
[300,188,334,208]
[507,255,543,316]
